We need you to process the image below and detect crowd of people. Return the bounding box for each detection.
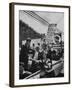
[19,38,64,79]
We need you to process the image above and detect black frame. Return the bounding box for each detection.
[9,2,70,87]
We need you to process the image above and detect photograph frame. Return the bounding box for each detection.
[9,2,70,87]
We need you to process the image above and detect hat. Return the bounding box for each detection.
[26,38,31,42]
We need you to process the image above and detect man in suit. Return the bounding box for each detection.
[20,38,31,71]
